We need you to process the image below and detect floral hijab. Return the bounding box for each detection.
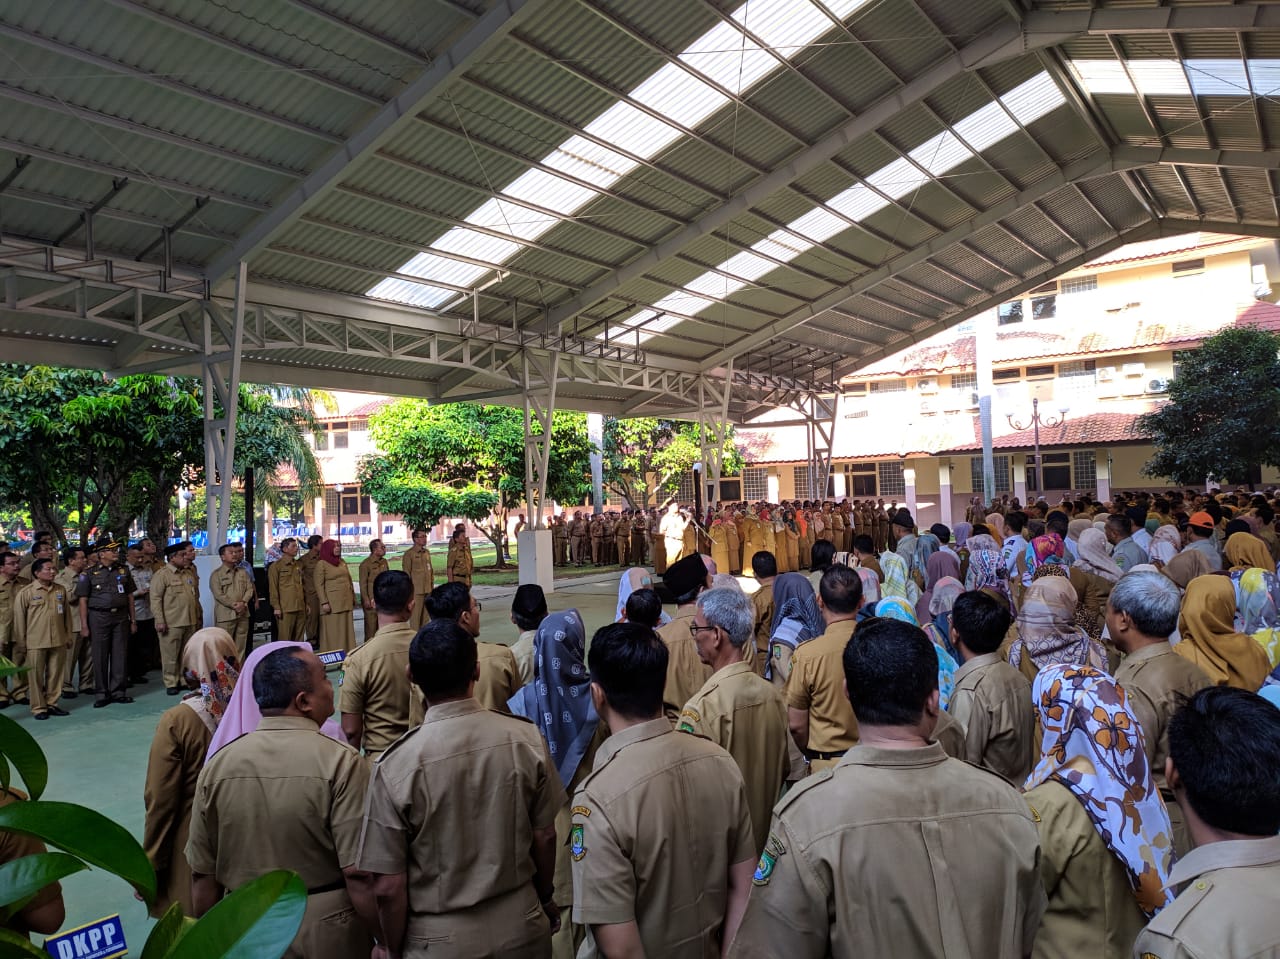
[1026,664,1173,918]
[1229,567,1280,671]
[1009,577,1107,673]
[965,545,1013,613]
[182,627,239,732]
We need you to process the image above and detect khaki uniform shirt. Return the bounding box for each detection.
[931,707,967,759]
[209,565,254,625]
[186,716,370,889]
[401,546,435,597]
[0,577,16,647]
[151,564,202,629]
[54,568,82,634]
[357,699,564,937]
[299,551,320,604]
[408,641,520,724]
[656,606,712,724]
[268,555,305,614]
[948,651,1036,784]
[750,583,774,661]
[511,629,536,687]
[314,561,355,612]
[339,621,415,758]
[571,718,756,958]
[678,660,788,856]
[1114,644,1212,794]
[1024,779,1147,959]
[784,619,859,754]
[14,580,73,650]
[1132,835,1280,959]
[730,743,1046,959]
[358,555,389,608]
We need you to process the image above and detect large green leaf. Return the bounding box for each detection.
[0,852,85,919]
[140,902,196,959]
[167,870,306,959]
[0,926,47,959]
[0,713,47,800]
[0,802,156,905]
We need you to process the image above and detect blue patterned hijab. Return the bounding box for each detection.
[508,609,598,786]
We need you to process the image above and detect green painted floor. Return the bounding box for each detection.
[10,573,641,952]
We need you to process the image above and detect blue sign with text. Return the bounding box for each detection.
[45,914,127,959]
[318,649,347,667]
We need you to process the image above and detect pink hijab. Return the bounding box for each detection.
[205,641,346,760]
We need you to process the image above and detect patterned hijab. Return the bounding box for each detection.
[880,551,920,606]
[1225,532,1276,574]
[1148,525,1182,565]
[965,546,1013,611]
[856,566,881,607]
[1010,577,1107,673]
[1026,664,1173,918]
[508,609,598,786]
[182,627,239,730]
[770,572,824,643]
[1177,574,1272,691]
[874,598,958,710]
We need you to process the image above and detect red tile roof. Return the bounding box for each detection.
[940,411,1149,453]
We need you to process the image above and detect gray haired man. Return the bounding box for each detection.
[679,586,790,857]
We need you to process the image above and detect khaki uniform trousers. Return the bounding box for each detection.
[1,634,27,702]
[287,887,372,959]
[28,646,67,715]
[405,884,551,959]
[62,632,93,693]
[160,624,195,689]
[278,611,305,645]
[217,617,250,660]
[410,597,429,632]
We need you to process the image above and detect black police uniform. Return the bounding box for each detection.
[75,560,136,704]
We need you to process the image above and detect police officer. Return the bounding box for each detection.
[150,542,203,696]
[268,537,306,643]
[75,540,137,708]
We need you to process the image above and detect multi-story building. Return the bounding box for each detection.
[732,232,1280,527]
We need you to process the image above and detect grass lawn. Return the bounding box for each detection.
[338,542,629,587]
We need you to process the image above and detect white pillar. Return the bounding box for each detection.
[1013,455,1027,504]
[369,498,381,543]
[938,458,953,527]
[767,471,780,503]
[904,466,918,518]
[588,412,604,515]
[831,472,847,498]
[518,528,554,593]
[261,502,273,550]
[313,496,325,538]
[1096,450,1112,504]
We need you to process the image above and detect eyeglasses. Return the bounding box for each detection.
[472,602,483,613]
[689,624,718,636]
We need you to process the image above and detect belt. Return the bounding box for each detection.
[307,879,345,896]
[87,605,126,613]
[805,749,846,761]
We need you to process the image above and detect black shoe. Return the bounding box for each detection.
[13,696,28,705]
[167,686,182,696]
[0,701,9,710]
[93,699,111,708]
[113,696,135,704]
[62,690,78,699]
[33,712,49,720]
[48,706,70,717]
[130,676,149,684]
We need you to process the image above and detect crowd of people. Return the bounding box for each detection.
[4,485,1280,958]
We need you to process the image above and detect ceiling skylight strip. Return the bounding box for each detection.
[368,0,870,309]
[1070,58,1280,98]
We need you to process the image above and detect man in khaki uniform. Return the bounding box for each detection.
[188,646,373,957]
[401,528,434,631]
[0,551,24,708]
[630,511,647,568]
[412,582,518,720]
[748,552,777,677]
[679,587,788,857]
[569,511,588,567]
[659,503,689,569]
[210,543,255,659]
[340,570,415,759]
[151,542,203,696]
[730,617,1046,959]
[1133,686,1280,959]
[655,554,712,724]
[446,527,474,586]
[1107,571,1212,857]
[357,539,388,642]
[785,565,862,773]
[298,534,323,645]
[614,512,631,567]
[572,622,756,958]
[56,547,92,698]
[357,618,563,957]
[551,515,569,568]
[15,558,73,719]
[268,538,306,644]
[589,514,604,566]
[948,591,1036,783]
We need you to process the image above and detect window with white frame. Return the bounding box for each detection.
[870,379,907,393]
[742,467,769,501]
[1072,450,1097,490]
[877,461,906,497]
[793,465,810,497]
[970,455,1012,494]
[951,372,977,391]
[1060,274,1097,294]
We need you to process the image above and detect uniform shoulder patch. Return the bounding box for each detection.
[753,834,786,886]
[570,823,587,861]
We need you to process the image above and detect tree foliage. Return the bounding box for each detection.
[602,417,743,508]
[1137,325,1280,488]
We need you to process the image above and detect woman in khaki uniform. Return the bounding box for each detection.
[142,628,239,917]
[313,539,356,654]
[1024,663,1173,959]
[708,516,731,575]
[724,513,742,575]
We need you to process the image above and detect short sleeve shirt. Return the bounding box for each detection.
[339,621,416,757]
[784,620,859,753]
[948,652,1036,784]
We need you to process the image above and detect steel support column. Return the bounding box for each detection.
[201,261,246,552]
[523,350,560,529]
[787,392,838,501]
[696,360,733,509]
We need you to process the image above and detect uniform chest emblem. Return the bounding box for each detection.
[570,824,586,861]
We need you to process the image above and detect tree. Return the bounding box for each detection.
[602,417,744,508]
[359,402,591,567]
[1137,325,1280,489]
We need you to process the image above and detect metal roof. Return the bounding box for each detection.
[1,0,1279,420]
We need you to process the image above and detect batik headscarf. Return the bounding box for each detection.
[917,550,961,624]
[965,533,1000,553]
[1026,664,1173,918]
[965,545,1013,613]
[509,609,599,786]
[1148,525,1182,566]
[1178,574,1272,691]
[770,572,824,645]
[1075,528,1123,583]
[879,551,920,606]
[1225,532,1277,574]
[1161,549,1211,590]
[181,627,239,732]
[319,538,342,566]
[952,523,973,548]
[1030,533,1066,571]
[874,598,957,709]
[1230,568,1280,671]
[1009,577,1107,673]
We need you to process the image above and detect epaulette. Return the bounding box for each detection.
[375,723,421,762]
[772,766,835,815]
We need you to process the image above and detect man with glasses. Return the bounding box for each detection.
[411,582,519,721]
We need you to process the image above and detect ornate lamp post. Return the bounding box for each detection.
[1007,398,1068,493]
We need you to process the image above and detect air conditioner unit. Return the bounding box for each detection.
[1096,367,1116,382]
[1122,363,1146,377]
[1147,378,1171,394]
[917,378,939,394]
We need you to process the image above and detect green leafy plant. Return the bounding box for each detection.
[0,663,306,958]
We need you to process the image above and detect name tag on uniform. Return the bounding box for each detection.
[117,583,125,593]
[45,914,127,959]
[318,650,346,668]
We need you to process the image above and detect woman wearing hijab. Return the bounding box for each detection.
[1159,549,1211,592]
[873,597,959,710]
[925,576,965,662]
[1008,577,1108,683]
[767,572,824,686]
[313,538,356,653]
[142,627,239,917]
[985,512,1007,542]
[1148,524,1182,566]
[879,550,921,607]
[1024,664,1173,958]
[1224,531,1277,574]
[508,608,603,959]
[1177,575,1274,691]
[952,522,973,582]
[910,533,941,591]
[206,640,347,761]
[917,550,961,624]
[965,537,1015,614]
[782,509,801,574]
[854,565,881,619]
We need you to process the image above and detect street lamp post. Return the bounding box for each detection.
[1007,398,1068,494]
[334,484,344,546]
